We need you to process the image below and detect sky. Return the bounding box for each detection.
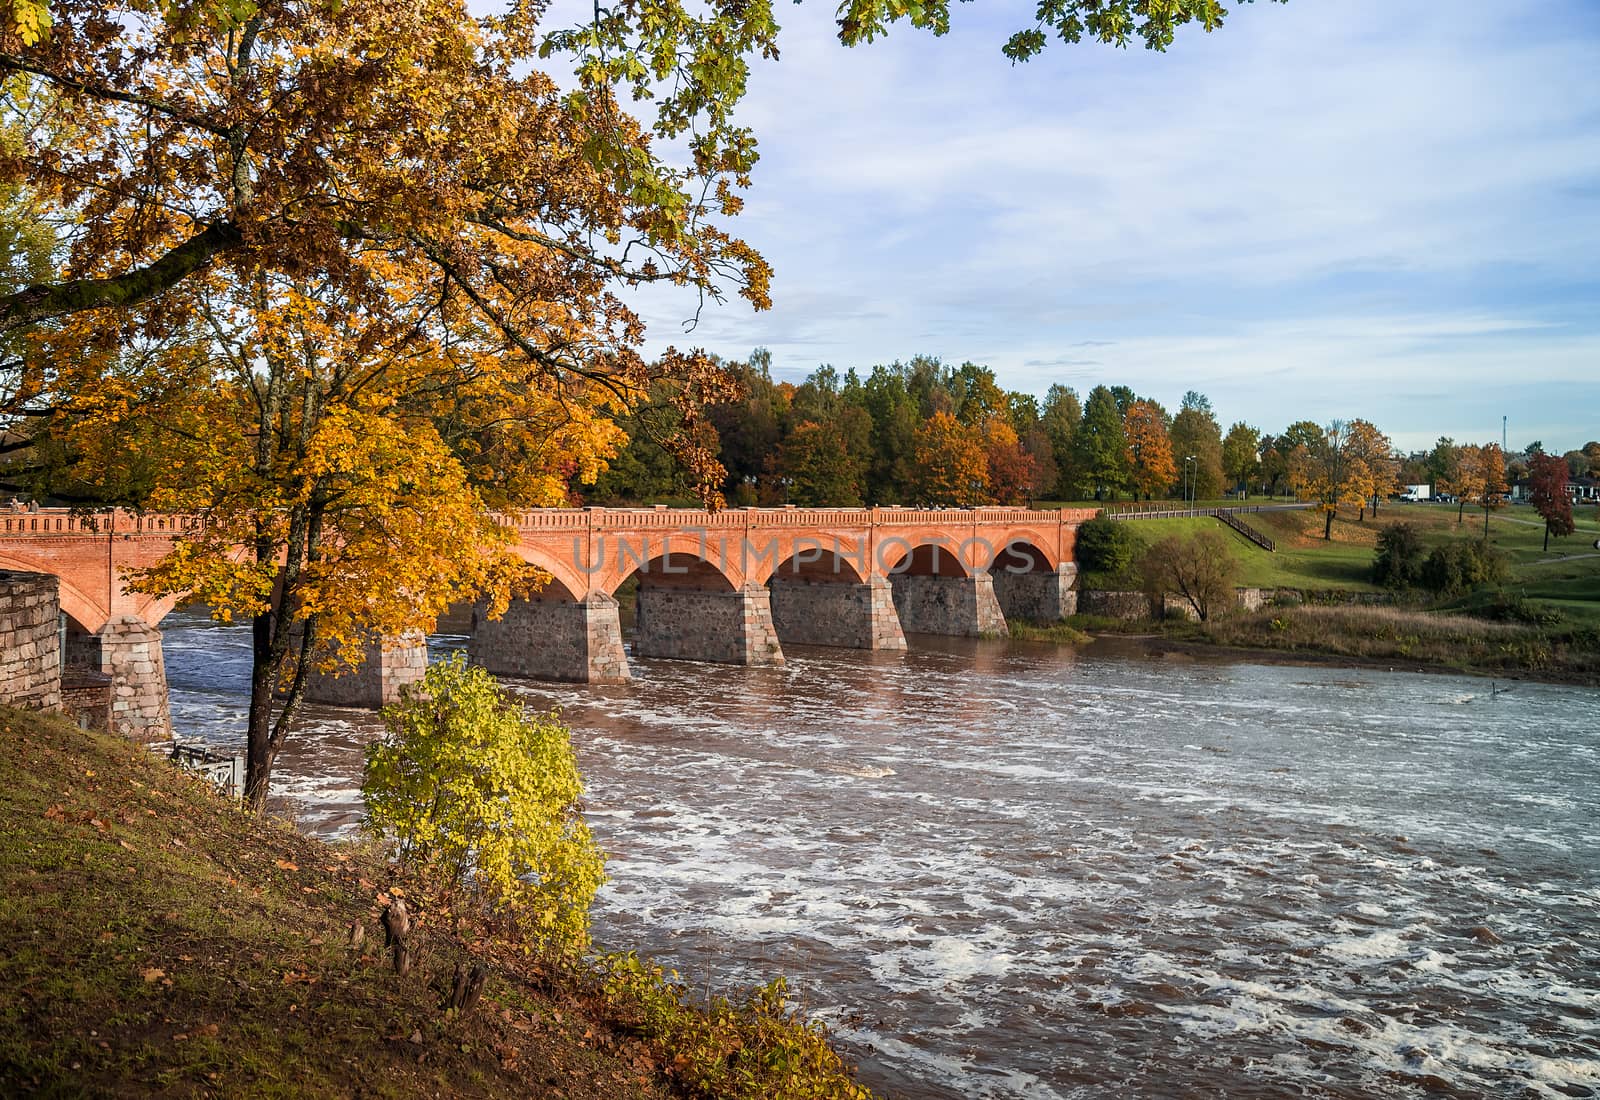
[624,0,1600,456]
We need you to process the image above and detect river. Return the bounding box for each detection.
[160,608,1600,1099]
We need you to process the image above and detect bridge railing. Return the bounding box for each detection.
[0,508,206,536]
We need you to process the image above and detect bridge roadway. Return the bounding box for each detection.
[0,505,1099,729]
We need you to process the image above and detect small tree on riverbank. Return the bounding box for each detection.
[363,656,606,953]
[1139,529,1237,622]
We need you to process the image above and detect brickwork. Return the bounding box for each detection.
[0,570,61,711]
[768,577,907,650]
[60,671,113,732]
[635,584,784,665]
[471,593,630,684]
[889,574,1009,638]
[305,632,428,708]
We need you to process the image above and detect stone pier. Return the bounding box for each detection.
[768,576,907,650]
[69,616,172,742]
[635,584,784,665]
[470,593,630,683]
[991,563,1078,624]
[305,632,427,708]
[889,573,1009,637]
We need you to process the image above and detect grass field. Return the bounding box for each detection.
[1078,500,1600,625]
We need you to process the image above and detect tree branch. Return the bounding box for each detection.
[0,220,243,336]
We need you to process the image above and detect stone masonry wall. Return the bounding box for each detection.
[1077,590,1157,620]
[471,594,630,684]
[305,632,427,709]
[635,585,784,665]
[889,574,1009,637]
[991,566,1078,624]
[0,570,61,711]
[768,577,907,650]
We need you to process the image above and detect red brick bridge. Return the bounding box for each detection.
[0,506,1099,725]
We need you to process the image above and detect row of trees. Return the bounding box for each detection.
[584,354,1396,509]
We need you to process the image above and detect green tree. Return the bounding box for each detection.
[1372,522,1424,589]
[860,365,921,503]
[1073,385,1130,500]
[1075,515,1139,579]
[778,420,865,506]
[1170,394,1224,500]
[363,655,606,952]
[1039,384,1082,499]
[1221,422,1261,498]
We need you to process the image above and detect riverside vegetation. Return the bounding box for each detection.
[0,664,875,1098]
[1028,503,1600,684]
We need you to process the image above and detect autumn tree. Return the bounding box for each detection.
[1122,398,1175,501]
[1461,443,1509,537]
[1295,420,1367,540]
[981,416,1038,505]
[1279,420,1324,499]
[912,410,988,506]
[1221,422,1261,498]
[9,0,774,807]
[1528,451,1575,552]
[1343,418,1397,519]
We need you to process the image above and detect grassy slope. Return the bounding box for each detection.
[0,707,681,1099]
[1079,502,1600,621]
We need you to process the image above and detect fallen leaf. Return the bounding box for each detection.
[141,968,166,983]
[43,804,65,821]
[275,859,299,871]
[119,840,136,852]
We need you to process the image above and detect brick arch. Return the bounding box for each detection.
[750,539,870,586]
[986,529,1062,575]
[132,593,184,627]
[876,539,972,578]
[509,544,590,603]
[596,533,744,595]
[0,549,106,632]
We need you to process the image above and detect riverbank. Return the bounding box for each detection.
[1067,604,1600,686]
[0,707,874,1098]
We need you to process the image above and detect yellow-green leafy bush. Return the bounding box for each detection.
[363,654,605,951]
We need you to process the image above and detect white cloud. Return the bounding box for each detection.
[623,0,1600,450]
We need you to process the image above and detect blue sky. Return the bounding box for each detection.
[629,0,1600,455]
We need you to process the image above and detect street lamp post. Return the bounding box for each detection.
[1184,455,1196,506]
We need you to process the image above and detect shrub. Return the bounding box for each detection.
[1421,539,1509,596]
[1076,515,1140,576]
[1372,522,1425,589]
[597,953,874,1099]
[1139,529,1238,621]
[363,654,605,951]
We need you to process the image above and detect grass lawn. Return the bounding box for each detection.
[1084,500,1600,624]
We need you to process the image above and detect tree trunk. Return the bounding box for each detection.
[1458,499,1465,523]
[1324,509,1334,540]
[1544,523,1550,552]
